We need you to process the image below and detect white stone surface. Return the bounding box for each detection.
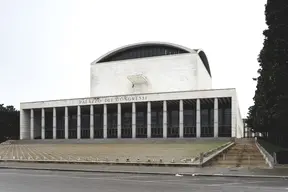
[53,108,56,139]
[77,106,81,139]
[103,104,107,139]
[163,100,167,138]
[235,95,244,138]
[179,100,184,138]
[64,107,68,139]
[41,108,45,139]
[90,105,94,139]
[196,99,201,138]
[132,102,136,139]
[30,109,34,140]
[117,103,121,138]
[20,109,30,140]
[90,53,211,97]
[196,55,212,89]
[147,101,151,138]
[214,98,218,137]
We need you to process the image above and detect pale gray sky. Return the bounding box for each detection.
[0,0,266,116]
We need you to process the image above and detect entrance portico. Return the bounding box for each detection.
[20,88,243,140]
[19,42,244,140]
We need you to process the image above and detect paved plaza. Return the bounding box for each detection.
[0,169,288,192]
[0,140,226,164]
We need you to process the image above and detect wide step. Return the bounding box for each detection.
[210,140,267,168]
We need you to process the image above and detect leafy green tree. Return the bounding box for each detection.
[0,104,19,142]
[247,0,288,146]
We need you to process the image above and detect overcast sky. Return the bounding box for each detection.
[0,0,266,116]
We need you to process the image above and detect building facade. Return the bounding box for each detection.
[20,42,243,140]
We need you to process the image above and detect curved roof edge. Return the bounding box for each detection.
[92,41,197,64]
[91,42,211,77]
[194,49,211,77]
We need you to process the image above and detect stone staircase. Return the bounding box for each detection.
[210,139,267,168]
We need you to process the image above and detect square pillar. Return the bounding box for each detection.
[163,100,167,138]
[77,106,81,139]
[20,110,24,140]
[30,109,34,140]
[147,101,151,138]
[117,103,121,138]
[64,107,68,139]
[231,96,237,138]
[103,104,107,139]
[41,108,45,139]
[179,100,184,138]
[20,109,25,140]
[132,102,136,139]
[214,98,219,137]
[196,99,201,138]
[53,108,57,139]
[90,105,94,139]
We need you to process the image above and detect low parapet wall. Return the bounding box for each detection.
[255,139,275,168]
[199,141,235,167]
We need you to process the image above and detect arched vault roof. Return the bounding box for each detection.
[93,42,211,77]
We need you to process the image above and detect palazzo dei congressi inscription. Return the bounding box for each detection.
[21,95,149,109]
[79,95,148,105]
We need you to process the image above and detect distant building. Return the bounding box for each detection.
[243,118,252,138]
[20,42,243,140]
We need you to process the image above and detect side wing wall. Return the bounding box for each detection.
[196,55,212,90]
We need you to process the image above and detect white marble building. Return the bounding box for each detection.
[20,42,243,140]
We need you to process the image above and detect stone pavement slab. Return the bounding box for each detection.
[0,141,226,164]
